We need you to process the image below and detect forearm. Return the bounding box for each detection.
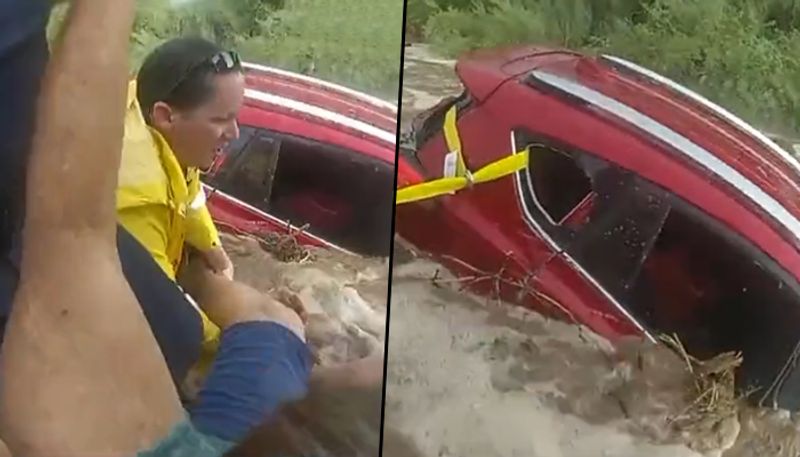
[178,258,303,338]
[2,2,184,454]
[24,0,135,239]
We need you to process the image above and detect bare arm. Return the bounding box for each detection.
[1,1,183,456]
[178,256,305,339]
[25,1,132,237]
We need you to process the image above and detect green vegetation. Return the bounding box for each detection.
[50,0,404,99]
[409,0,800,136]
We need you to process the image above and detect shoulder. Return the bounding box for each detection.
[117,88,169,209]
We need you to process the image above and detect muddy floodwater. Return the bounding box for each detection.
[224,233,388,366]
[400,44,461,130]
[386,45,800,457]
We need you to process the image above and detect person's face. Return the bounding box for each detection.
[152,71,245,170]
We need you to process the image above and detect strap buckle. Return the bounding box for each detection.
[464,170,475,188]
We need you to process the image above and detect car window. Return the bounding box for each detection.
[214,133,282,212]
[518,142,595,246]
[527,145,592,225]
[413,90,470,148]
[413,90,473,172]
[566,166,670,299]
[268,133,394,257]
[203,125,257,184]
[227,125,256,157]
[214,129,394,257]
[516,133,670,299]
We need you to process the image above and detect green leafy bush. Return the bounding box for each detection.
[233,0,404,99]
[415,0,800,135]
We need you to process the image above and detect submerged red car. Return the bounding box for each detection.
[397,46,800,408]
[203,63,398,258]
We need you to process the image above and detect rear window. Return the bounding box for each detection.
[412,90,471,150]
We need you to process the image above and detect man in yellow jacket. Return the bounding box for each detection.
[117,37,245,370]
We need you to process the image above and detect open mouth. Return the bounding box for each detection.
[200,147,227,175]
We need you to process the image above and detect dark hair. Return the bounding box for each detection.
[136,37,242,124]
[224,382,419,457]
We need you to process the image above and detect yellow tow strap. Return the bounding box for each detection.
[443,106,468,178]
[396,106,529,205]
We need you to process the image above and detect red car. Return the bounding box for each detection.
[397,46,800,408]
[202,63,398,258]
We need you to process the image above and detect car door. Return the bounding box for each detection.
[397,100,561,307]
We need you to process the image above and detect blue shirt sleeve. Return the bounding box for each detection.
[136,416,234,457]
[0,0,50,220]
[0,0,50,55]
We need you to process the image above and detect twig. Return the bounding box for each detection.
[219,219,315,263]
[438,254,578,325]
[660,333,697,377]
[669,388,714,425]
[215,219,257,238]
[494,252,514,308]
[758,337,800,408]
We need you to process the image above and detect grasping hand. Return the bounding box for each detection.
[199,245,234,280]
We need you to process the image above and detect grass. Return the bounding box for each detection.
[49,0,404,100]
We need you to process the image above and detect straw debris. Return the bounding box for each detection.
[217,220,314,263]
[255,223,315,263]
[660,333,743,449]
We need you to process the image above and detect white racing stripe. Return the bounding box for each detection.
[531,70,800,239]
[245,88,396,145]
[600,54,800,176]
[243,62,398,113]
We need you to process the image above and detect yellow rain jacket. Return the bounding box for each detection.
[117,80,222,367]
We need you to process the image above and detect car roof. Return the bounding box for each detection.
[456,45,800,244]
[241,62,397,162]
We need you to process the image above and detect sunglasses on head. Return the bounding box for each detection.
[161,50,242,102]
[208,50,241,72]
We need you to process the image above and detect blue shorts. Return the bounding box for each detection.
[140,321,313,456]
[190,320,314,443]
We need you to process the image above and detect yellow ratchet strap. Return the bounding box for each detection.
[443,105,468,178]
[396,105,529,205]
